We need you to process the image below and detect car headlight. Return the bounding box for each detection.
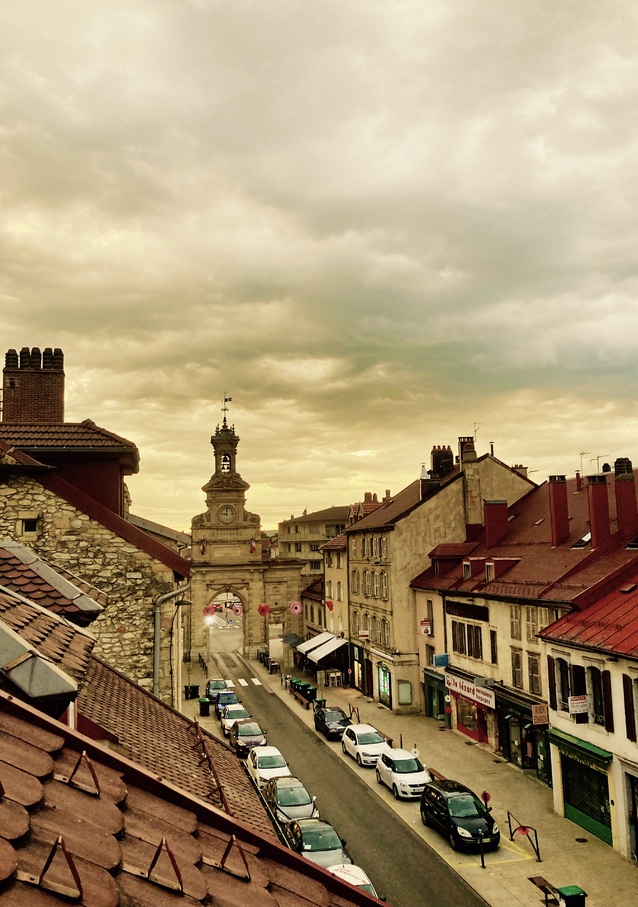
[491,822,499,834]
[457,826,473,839]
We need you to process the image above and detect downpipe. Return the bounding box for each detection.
[153,583,190,697]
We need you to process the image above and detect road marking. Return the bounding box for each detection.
[225,680,235,688]
[238,678,249,686]
[252,677,262,686]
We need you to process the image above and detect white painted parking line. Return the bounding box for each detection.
[251,677,262,686]
[238,678,249,686]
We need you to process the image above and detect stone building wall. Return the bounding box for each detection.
[0,471,182,700]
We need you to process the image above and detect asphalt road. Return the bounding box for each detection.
[209,643,486,907]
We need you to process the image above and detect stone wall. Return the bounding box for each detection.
[0,472,181,700]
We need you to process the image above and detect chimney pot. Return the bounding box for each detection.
[586,474,611,547]
[548,475,569,545]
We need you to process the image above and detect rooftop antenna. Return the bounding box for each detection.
[473,422,482,440]
[595,454,609,472]
[579,451,591,475]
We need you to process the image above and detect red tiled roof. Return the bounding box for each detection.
[319,532,347,551]
[0,691,382,906]
[0,419,139,470]
[280,506,350,524]
[0,542,105,622]
[301,578,324,602]
[540,577,638,658]
[428,543,478,558]
[412,474,638,605]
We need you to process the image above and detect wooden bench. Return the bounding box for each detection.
[529,876,559,906]
[291,689,313,710]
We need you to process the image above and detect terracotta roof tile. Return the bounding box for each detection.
[0,692,382,907]
[0,419,138,455]
[0,543,105,621]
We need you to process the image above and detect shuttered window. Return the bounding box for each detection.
[602,669,614,733]
[547,656,557,710]
[572,664,588,724]
[623,674,637,742]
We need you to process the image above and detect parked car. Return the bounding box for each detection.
[283,818,352,869]
[327,864,379,898]
[205,678,228,701]
[375,748,431,799]
[262,776,319,825]
[246,745,291,788]
[420,779,500,851]
[314,705,352,740]
[220,703,250,737]
[341,724,388,767]
[214,689,240,719]
[228,719,267,757]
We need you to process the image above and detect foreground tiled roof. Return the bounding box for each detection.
[77,657,275,837]
[0,588,96,686]
[0,419,139,470]
[0,692,382,906]
[0,542,105,623]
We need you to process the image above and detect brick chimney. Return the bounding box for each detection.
[460,437,482,533]
[614,458,638,538]
[484,500,509,547]
[548,475,570,546]
[431,444,454,478]
[587,475,611,548]
[2,347,65,423]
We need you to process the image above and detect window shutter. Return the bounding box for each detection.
[547,656,557,710]
[572,664,589,723]
[601,670,614,733]
[623,674,637,742]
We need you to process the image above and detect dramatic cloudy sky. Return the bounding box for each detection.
[2,1,638,531]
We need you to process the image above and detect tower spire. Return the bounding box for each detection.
[221,393,232,426]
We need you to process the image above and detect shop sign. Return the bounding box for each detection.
[568,695,588,715]
[532,704,549,725]
[445,673,495,709]
[420,619,433,636]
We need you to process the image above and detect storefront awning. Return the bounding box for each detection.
[548,728,613,771]
[296,631,334,654]
[308,636,347,663]
[283,633,304,647]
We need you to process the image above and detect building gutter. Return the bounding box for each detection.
[153,583,190,697]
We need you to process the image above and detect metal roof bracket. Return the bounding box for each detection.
[15,835,83,899]
[204,833,251,882]
[148,837,184,892]
[54,750,101,796]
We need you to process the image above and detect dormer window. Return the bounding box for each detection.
[463,562,471,580]
[485,562,495,582]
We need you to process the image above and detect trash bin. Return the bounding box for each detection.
[557,886,587,907]
[184,684,200,700]
[314,698,326,711]
[269,661,280,675]
[304,685,317,702]
[198,697,210,717]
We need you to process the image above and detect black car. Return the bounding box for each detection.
[282,818,352,869]
[420,779,500,851]
[214,689,240,719]
[228,719,267,757]
[314,706,352,740]
[262,776,319,825]
[205,678,228,701]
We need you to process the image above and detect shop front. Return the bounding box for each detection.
[495,689,552,785]
[378,662,392,708]
[549,728,613,846]
[445,672,495,746]
[423,668,448,722]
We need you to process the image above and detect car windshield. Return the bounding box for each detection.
[323,710,345,722]
[219,693,238,703]
[278,786,311,807]
[226,708,248,720]
[448,794,486,818]
[238,723,262,736]
[357,731,385,745]
[394,758,424,773]
[303,827,342,852]
[258,755,286,769]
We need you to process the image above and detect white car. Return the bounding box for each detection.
[328,864,379,898]
[220,703,251,736]
[246,745,292,788]
[375,748,431,799]
[341,724,388,767]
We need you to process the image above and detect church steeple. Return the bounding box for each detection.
[211,396,240,477]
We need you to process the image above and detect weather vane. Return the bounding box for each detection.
[221,393,232,425]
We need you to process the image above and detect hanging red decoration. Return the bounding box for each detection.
[233,603,243,616]
[325,600,334,612]
[258,603,270,616]
[290,601,302,614]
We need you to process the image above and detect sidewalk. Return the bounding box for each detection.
[182,652,638,907]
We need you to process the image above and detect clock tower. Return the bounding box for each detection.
[190,401,304,658]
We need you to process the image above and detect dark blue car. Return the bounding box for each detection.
[314,706,352,740]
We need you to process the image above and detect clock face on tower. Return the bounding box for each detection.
[218,505,236,524]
